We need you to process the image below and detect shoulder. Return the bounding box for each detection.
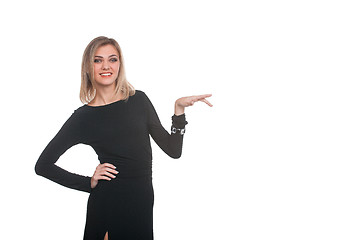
[132,90,154,110]
[70,105,91,123]
[74,105,88,114]
[133,89,150,101]
[134,89,146,97]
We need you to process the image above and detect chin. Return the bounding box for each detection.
[94,79,117,87]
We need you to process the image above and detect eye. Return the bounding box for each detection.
[94,59,102,63]
[110,58,118,63]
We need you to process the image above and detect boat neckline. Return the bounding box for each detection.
[84,91,136,108]
[84,99,125,108]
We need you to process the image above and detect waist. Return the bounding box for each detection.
[114,168,152,178]
[92,172,153,195]
[99,157,152,178]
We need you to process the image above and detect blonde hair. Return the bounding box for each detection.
[80,36,135,104]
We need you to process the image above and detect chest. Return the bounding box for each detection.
[84,104,148,146]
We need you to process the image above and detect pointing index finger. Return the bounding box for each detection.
[200,98,213,107]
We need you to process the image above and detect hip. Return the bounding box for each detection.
[90,174,153,197]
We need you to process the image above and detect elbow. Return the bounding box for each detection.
[34,162,41,176]
[169,151,182,159]
[34,161,45,176]
[161,143,184,159]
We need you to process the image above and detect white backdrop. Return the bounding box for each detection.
[1,0,360,239]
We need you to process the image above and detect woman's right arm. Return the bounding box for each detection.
[35,110,92,193]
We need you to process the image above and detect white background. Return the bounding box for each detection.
[1,0,360,239]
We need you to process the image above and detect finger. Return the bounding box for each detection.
[200,98,213,107]
[104,167,119,174]
[194,95,212,102]
[100,170,117,178]
[98,175,112,181]
[93,175,111,181]
[194,94,212,99]
[102,163,117,169]
[103,172,117,178]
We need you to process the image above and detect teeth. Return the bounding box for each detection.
[101,73,111,76]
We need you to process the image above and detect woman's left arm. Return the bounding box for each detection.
[144,92,212,159]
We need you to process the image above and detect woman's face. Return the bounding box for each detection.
[93,44,120,88]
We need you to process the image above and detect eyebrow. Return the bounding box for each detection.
[94,54,119,58]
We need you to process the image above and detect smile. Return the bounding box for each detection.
[100,73,112,76]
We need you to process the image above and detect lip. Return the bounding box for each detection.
[99,72,113,77]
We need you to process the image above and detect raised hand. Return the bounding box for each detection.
[174,94,213,115]
[91,163,118,189]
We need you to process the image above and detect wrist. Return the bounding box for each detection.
[171,111,188,133]
[90,177,96,189]
[174,101,185,116]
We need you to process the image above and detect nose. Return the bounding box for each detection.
[102,60,110,70]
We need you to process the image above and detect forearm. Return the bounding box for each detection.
[158,131,184,159]
[149,114,188,159]
[35,161,92,193]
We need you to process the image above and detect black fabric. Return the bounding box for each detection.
[35,90,187,239]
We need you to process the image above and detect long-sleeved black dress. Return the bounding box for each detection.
[35,90,187,240]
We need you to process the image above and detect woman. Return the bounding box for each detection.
[35,36,212,240]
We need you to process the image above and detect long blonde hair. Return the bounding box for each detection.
[80,36,135,104]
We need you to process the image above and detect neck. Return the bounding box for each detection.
[91,84,122,105]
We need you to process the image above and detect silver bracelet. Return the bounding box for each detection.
[171,126,186,135]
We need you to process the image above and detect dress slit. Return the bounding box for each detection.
[103,231,109,240]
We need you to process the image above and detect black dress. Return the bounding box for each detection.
[35,90,187,240]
